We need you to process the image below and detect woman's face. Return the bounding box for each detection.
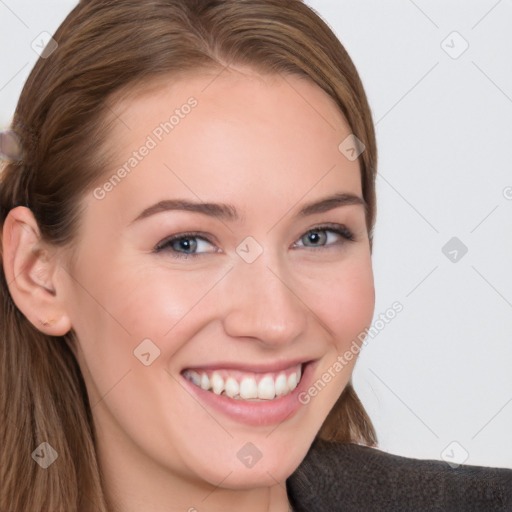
[59,68,375,502]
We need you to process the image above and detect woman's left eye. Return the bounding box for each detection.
[294,224,355,249]
[153,224,355,259]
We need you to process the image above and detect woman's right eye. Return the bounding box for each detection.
[153,232,218,259]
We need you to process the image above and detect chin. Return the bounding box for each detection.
[191,448,304,490]
[214,465,297,490]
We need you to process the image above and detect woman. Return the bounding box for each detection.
[0,1,510,511]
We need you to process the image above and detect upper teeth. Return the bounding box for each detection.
[183,364,302,401]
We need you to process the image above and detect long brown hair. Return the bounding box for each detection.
[0,1,378,510]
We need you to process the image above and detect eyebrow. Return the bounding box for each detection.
[129,192,366,225]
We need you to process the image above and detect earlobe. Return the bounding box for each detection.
[2,206,72,336]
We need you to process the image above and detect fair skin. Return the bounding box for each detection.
[3,68,375,511]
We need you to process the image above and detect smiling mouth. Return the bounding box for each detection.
[181,363,305,401]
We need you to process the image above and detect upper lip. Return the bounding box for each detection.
[181,358,317,374]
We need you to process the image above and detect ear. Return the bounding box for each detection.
[2,206,72,336]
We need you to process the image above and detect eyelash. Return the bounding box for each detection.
[153,223,356,259]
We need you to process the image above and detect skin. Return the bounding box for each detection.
[3,68,375,512]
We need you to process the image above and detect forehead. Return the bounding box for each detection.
[107,66,355,165]
[87,68,363,229]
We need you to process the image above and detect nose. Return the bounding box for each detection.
[220,251,308,348]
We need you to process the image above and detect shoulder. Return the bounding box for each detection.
[286,438,512,512]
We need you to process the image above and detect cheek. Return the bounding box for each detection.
[85,258,223,339]
[112,269,232,343]
[295,255,374,425]
[307,253,375,350]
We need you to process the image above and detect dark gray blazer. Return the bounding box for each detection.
[287,439,512,511]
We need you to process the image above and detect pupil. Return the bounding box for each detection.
[310,233,319,243]
[308,231,325,246]
[178,238,196,252]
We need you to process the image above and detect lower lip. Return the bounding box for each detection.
[179,360,317,427]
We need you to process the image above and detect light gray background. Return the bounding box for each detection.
[1,1,511,468]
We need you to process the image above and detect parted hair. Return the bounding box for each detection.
[0,1,378,510]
